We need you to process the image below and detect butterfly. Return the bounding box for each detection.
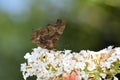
[31,19,66,50]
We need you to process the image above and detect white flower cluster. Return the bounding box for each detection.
[21,46,120,80]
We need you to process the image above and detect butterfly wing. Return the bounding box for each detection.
[31,19,66,50]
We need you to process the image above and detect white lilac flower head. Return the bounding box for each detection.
[21,46,120,80]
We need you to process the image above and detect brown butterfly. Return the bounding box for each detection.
[31,19,66,50]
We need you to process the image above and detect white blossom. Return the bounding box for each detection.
[87,61,96,71]
[100,73,106,79]
[24,53,31,59]
[21,46,120,80]
[113,77,118,80]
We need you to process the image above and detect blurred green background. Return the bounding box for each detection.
[0,0,120,80]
